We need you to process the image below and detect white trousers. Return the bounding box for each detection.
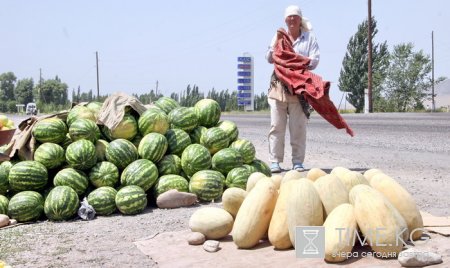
[268,98,307,164]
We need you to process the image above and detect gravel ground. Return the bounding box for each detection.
[0,112,449,267]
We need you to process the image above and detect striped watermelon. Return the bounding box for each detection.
[69,118,101,143]
[95,139,109,162]
[32,117,68,144]
[189,170,225,202]
[181,144,212,177]
[115,185,147,215]
[0,194,8,214]
[200,127,229,155]
[0,165,9,195]
[105,138,138,170]
[138,108,170,135]
[194,99,221,127]
[243,164,258,175]
[8,161,48,192]
[138,133,168,163]
[86,101,103,119]
[154,96,180,114]
[217,120,239,142]
[153,174,189,198]
[229,139,256,164]
[65,139,97,170]
[0,161,13,172]
[7,191,44,222]
[102,114,138,141]
[211,148,243,176]
[88,161,119,188]
[34,143,65,170]
[66,105,96,126]
[44,186,80,221]
[250,159,272,177]
[165,128,191,157]
[225,167,251,189]
[87,186,117,216]
[60,133,72,150]
[131,134,142,148]
[120,159,159,191]
[53,168,89,196]
[189,125,207,144]
[157,154,182,176]
[168,107,198,133]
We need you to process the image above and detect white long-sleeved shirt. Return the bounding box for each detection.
[265,30,320,70]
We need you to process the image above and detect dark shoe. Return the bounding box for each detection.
[270,162,282,173]
[292,163,305,172]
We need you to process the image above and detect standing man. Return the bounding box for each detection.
[266,5,320,173]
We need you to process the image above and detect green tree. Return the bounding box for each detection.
[338,17,389,112]
[35,76,68,105]
[383,43,432,112]
[14,78,34,105]
[0,72,17,101]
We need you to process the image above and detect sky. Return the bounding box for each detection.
[1,0,449,105]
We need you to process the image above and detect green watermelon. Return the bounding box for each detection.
[138,108,170,135]
[131,133,143,148]
[0,194,8,214]
[105,138,138,170]
[115,185,147,215]
[120,159,159,191]
[211,148,243,176]
[34,143,65,170]
[194,99,221,127]
[153,174,189,198]
[66,105,96,126]
[229,139,256,164]
[86,101,103,118]
[225,167,251,189]
[181,144,211,177]
[217,120,239,142]
[250,159,272,177]
[200,127,229,155]
[102,114,138,141]
[87,186,117,216]
[154,96,180,114]
[189,170,225,202]
[44,186,79,221]
[65,139,97,170]
[53,168,89,196]
[95,139,109,161]
[168,107,198,133]
[69,118,101,143]
[138,133,168,163]
[60,133,73,150]
[189,126,207,144]
[165,128,191,157]
[157,154,182,176]
[0,161,13,172]
[7,191,44,222]
[88,161,119,188]
[0,165,9,195]
[8,161,48,192]
[243,164,258,175]
[32,117,68,144]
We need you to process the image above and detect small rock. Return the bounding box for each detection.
[398,248,443,267]
[0,214,9,228]
[203,240,220,253]
[187,232,205,245]
[9,219,18,226]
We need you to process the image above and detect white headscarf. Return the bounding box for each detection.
[284,5,312,32]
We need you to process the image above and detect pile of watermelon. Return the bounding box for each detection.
[0,97,271,222]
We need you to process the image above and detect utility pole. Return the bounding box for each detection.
[431,31,435,112]
[96,51,100,101]
[367,0,373,113]
[156,80,159,96]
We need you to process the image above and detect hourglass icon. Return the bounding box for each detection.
[302,229,319,255]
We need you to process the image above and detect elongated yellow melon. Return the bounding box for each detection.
[314,174,349,218]
[222,187,247,218]
[189,207,234,239]
[370,173,423,240]
[339,171,370,192]
[349,184,408,257]
[330,166,351,179]
[287,178,323,247]
[324,203,357,263]
[246,172,267,192]
[363,168,384,183]
[233,178,278,248]
[307,167,327,182]
[281,170,303,185]
[271,174,283,190]
[268,180,297,249]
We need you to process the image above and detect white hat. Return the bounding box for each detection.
[284,5,312,31]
